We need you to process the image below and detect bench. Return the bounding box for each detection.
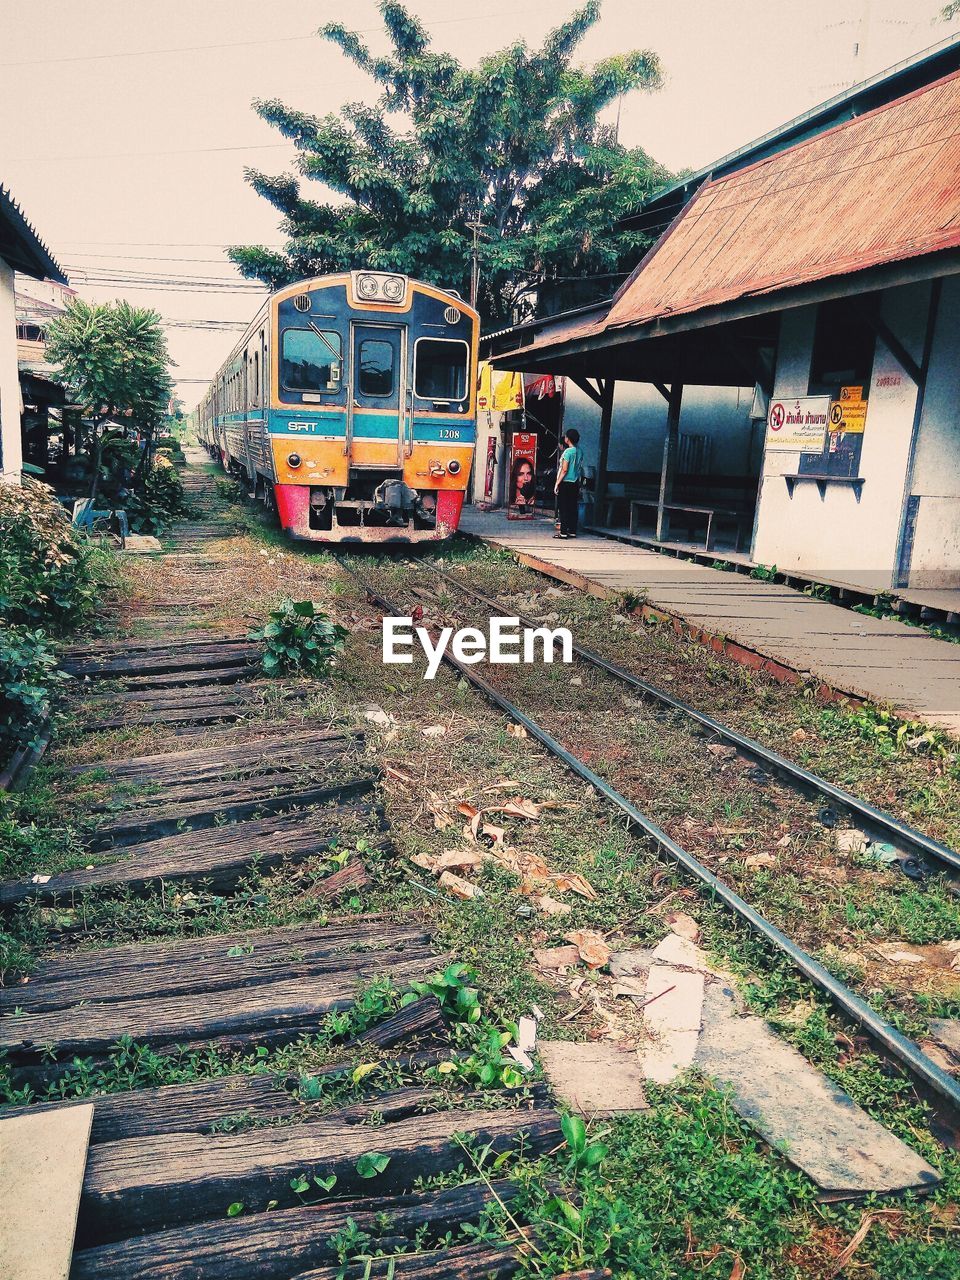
[628,499,748,552]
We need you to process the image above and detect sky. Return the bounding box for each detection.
[2,0,957,409]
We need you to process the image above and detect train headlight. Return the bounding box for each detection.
[356,273,380,300]
[382,274,405,302]
[287,452,302,468]
[447,459,461,475]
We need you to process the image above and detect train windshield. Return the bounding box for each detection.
[281,327,341,392]
[415,338,469,402]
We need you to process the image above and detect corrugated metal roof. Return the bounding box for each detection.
[0,186,67,284]
[606,69,960,330]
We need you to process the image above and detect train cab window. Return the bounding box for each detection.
[281,327,341,393]
[414,338,469,403]
[357,339,395,397]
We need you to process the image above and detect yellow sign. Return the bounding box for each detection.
[829,388,868,435]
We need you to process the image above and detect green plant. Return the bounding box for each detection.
[249,599,346,677]
[749,562,779,582]
[404,962,482,1024]
[0,626,65,762]
[126,462,188,535]
[0,477,101,632]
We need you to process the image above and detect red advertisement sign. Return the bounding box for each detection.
[507,431,537,519]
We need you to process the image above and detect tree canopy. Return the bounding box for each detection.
[230,0,669,323]
[45,299,173,497]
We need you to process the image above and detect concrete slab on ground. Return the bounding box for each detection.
[537,1041,649,1115]
[697,983,941,1198]
[0,1103,93,1280]
[608,940,940,1197]
[459,509,960,735]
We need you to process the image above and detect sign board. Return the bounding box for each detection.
[766,396,830,452]
[507,431,538,519]
[828,385,868,435]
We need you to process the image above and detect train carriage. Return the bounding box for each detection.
[198,272,478,543]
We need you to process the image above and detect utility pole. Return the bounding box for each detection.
[465,220,488,310]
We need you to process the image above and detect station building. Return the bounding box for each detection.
[0,186,68,484]
[484,41,960,600]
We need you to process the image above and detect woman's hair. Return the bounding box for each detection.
[511,457,535,498]
[565,428,580,445]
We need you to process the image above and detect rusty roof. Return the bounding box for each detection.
[605,69,960,330]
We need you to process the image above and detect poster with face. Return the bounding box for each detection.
[508,432,538,517]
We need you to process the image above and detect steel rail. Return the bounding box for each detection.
[345,564,960,1114]
[430,567,960,877]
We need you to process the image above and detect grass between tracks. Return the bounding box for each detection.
[2,490,959,1278]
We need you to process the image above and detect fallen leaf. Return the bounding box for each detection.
[431,808,454,831]
[364,705,396,729]
[438,870,482,900]
[384,765,416,784]
[564,929,611,969]
[744,851,776,871]
[422,724,446,738]
[457,802,479,819]
[836,828,869,854]
[665,912,700,942]
[499,797,542,820]
[409,853,439,873]
[436,848,486,874]
[534,894,572,916]
[790,728,807,742]
[533,944,582,970]
[776,834,792,848]
[552,872,598,900]
[481,822,506,847]
[411,603,424,623]
[883,949,925,965]
[707,744,736,760]
[506,723,528,739]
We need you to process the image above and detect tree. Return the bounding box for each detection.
[44,300,173,500]
[230,1,669,324]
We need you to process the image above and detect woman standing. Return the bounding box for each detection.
[553,428,584,539]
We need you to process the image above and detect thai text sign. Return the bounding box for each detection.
[829,385,868,435]
[766,396,830,452]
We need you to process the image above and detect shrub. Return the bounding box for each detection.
[126,462,189,535]
[0,478,99,633]
[0,625,64,760]
[249,600,346,677]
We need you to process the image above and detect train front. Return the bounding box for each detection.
[270,272,478,543]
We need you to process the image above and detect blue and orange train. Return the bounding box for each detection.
[198,271,479,543]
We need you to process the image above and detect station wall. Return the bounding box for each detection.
[562,379,757,479]
[752,279,959,590]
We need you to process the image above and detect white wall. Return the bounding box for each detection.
[563,379,756,479]
[0,260,23,484]
[909,275,960,586]
[753,285,936,590]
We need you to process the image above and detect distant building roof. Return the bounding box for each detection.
[0,186,67,283]
[622,32,960,241]
[605,68,960,331]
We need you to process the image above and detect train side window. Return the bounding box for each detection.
[414,338,469,403]
[357,339,395,397]
[281,328,341,393]
[252,351,260,406]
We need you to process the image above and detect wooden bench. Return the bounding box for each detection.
[628,499,749,552]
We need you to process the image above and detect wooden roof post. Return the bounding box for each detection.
[595,378,615,510]
[656,382,683,541]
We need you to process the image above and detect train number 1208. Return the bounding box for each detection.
[438,428,461,440]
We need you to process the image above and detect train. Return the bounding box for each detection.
[197,272,479,543]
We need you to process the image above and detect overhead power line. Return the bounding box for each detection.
[0,6,559,69]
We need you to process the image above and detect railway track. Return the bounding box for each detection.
[339,558,960,1116]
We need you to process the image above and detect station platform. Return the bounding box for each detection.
[458,507,960,737]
